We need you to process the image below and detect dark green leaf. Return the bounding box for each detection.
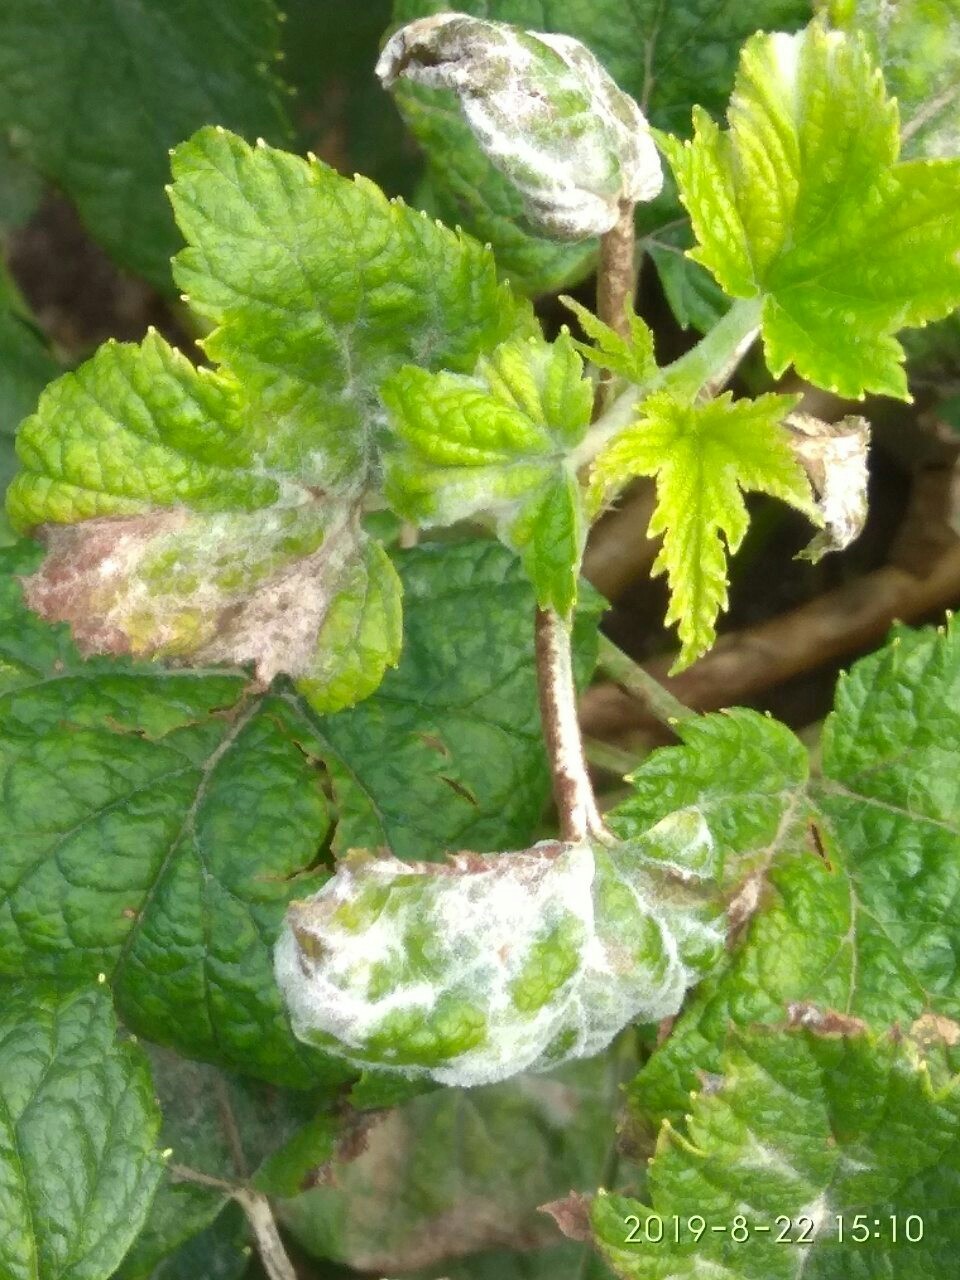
[0,980,162,1280]
[0,1,291,286]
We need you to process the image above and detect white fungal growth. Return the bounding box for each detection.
[376,13,663,240]
[275,816,724,1088]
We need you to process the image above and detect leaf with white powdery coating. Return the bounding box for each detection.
[170,126,532,493]
[594,1024,960,1278]
[590,391,816,670]
[0,981,163,1280]
[625,620,960,1127]
[662,22,960,398]
[384,334,593,613]
[388,0,810,296]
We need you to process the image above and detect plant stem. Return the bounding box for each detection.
[596,634,694,726]
[234,1189,298,1280]
[583,734,641,777]
[535,606,608,842]
[597,199,636,341]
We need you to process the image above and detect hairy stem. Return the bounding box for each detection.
[535,607,608,842]
[596,634,694,726]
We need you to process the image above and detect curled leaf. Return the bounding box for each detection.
[275,822,724,1087]
[785,412,870,561]
[377,13,663,239]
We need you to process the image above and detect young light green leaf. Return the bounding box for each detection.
[0,1,290,286]
[0,981,163,1280]
[624,620,960,1126]
[827,0,960,160]
[594,1024,960,1279]
[170,126,531,493]
[662,22,960,399]
[383,334,593,612]
[591,391,816,670]
[560,295,656,382]
[378,13,663,240]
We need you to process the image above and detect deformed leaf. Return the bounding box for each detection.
[590,391,817,669]
[0,981,163,1280]
[377,13,663,239]
[594,1023,960,1278]
[7,127,531,712]
[784,411,871,560]
[623,619,960,1126]
[662,22,960,398]
[384,334,594,612]
[275,821,724,1086]
[388,0,811,297]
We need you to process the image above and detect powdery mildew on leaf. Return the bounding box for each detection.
[275,822,724,1087]
[377,13,663,239]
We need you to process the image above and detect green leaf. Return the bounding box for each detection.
[0,1,291,287]
[0,980,163,1280]
[594,1024,960,1278]
[590,391,815,670]
[828,0,960,160]
[170,126,531,493]
[624,619,960,1126]
[663,22,960,399]
[388,0,810,295]
[137,1206,249,1280]
[0,542,340,1086]
[280,1050,633,1273]
[384,334,593,611]
[560,296,656,382]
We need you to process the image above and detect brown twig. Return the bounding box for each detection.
[596,198,636,342]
